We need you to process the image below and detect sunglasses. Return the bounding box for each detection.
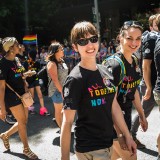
[76,35,98,46]
[123,21,142,27]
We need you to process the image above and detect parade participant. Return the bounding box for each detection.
[40,46,48,67]
[103,21,148,160]
[0,37,38,159]
[60,21,136,160]
[152,14,160,160]
[24,49,50,116]
[47,42,68,128]
[131,14,159,148]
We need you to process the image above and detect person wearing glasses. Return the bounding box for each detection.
[131,14,159,149]
[103,21,148,160]
[0,37,38,159]
[152,14,160,160]
[47,42,68,128]
[60,21,136,160]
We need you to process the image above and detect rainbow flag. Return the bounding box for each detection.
[23,35,37,45]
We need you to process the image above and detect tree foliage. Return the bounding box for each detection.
[0,0,62,44]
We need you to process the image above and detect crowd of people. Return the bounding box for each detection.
[0,13,160,160]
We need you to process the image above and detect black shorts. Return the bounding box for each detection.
[28,80,40,88]
[5,92,22,110]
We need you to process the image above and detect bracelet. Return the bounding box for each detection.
[118,134,123,138]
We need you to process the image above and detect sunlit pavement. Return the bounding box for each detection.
[0,95,159,160]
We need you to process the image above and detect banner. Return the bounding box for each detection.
[23,35,37,45]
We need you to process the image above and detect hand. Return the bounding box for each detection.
[125,136,137,157]
[0,108,7,122]
[118,136,128,150]
[23,70,36,78]
[143,87,151,100]
[139,116,148,132]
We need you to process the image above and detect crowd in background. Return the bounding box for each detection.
[0,13,160,160]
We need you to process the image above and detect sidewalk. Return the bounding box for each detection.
[0,95,159,160]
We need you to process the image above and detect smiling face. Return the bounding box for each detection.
[72,33,99,59]
[120,27,142,54]
[71,21,99,60]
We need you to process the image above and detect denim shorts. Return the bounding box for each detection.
[50,90,63,103]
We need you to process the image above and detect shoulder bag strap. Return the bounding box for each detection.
[5,83,21,99]
[46,63,52,88]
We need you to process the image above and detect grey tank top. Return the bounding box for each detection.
[48,62,68,97]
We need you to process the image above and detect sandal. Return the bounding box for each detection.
[23,147,38,159]
[0,133,10,150]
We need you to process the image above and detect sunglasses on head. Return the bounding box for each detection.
[76,35,98,46]
[123,21,142,27]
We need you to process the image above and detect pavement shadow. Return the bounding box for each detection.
[3,149,42,160]
[52,132,75,153]
[0,96,56,140]
[138,148,158,157]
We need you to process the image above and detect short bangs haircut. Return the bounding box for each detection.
[71,21,98,44]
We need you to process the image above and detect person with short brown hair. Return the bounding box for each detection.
[60,21,136,160]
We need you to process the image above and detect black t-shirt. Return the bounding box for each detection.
[63,64,116,153]
[24,60,40,84]
[103,53,141,130]
[103,53,141,107]
[154,37,160,92]
[141,31,159,86]
[0,57,25,96]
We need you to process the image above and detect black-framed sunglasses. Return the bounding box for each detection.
[123,21,142,27]
[76,35,98,46]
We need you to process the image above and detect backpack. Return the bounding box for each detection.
[37,66,51,96]
[102,54,139,86]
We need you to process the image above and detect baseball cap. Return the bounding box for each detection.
[2,37,16,52]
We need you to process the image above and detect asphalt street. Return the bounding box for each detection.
[0,95,159,160]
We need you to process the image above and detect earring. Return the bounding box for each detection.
[10,51,14,55]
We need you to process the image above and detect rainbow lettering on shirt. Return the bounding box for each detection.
[88,83,116,107]
[119,77,140,94]
[11,66,25,78]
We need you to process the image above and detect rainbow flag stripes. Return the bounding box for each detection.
[23,35,37,45]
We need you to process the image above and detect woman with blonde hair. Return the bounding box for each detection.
[0,37,38,159]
